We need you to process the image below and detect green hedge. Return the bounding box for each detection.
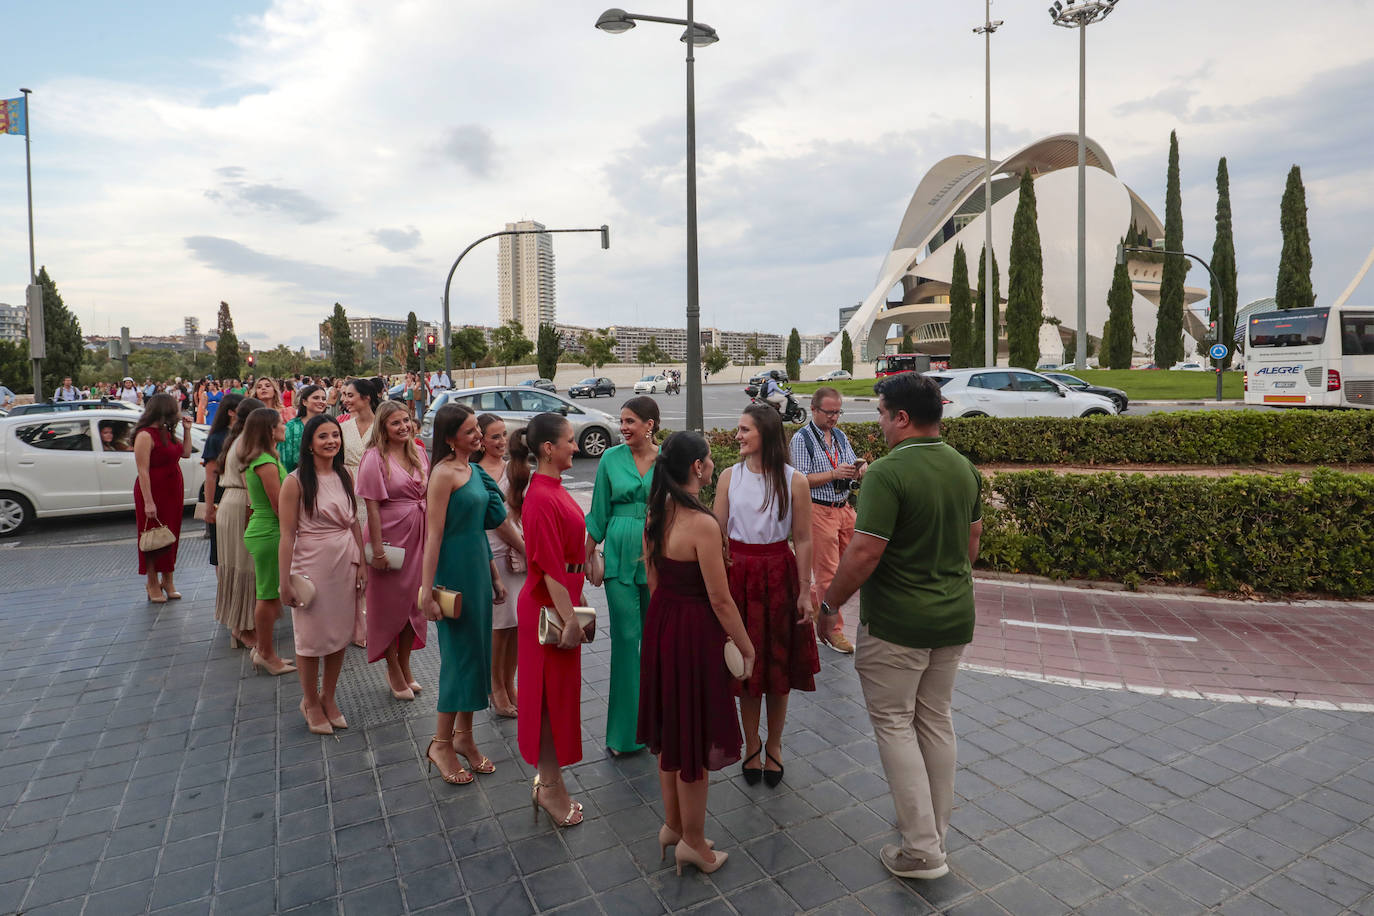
[981,468,1374,595]
[705,411,1374,466]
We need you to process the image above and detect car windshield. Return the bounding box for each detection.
[1049,374,1085,386]
[926,375,954,388]
[640,375,657,381]
[579,378,596,385]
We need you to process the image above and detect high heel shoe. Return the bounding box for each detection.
[161,584,182,600]
[326,711,348,729]
[741,748,762,786]
[146,586,167,604]
[658,825,715,862]
[763,750,785,788]
[299,700,333,736]
[531,776,583,828]
[675,841,728,876]
[452,729,495,774]
[250,649,296,676]
[407,681,422,695]
[390,685,415,701]
[426,738,473,785]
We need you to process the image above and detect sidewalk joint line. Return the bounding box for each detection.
[1000,618,1199,641]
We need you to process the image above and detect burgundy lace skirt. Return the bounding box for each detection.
[726,539,819,697]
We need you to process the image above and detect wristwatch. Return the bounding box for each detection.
[819,601,838,617]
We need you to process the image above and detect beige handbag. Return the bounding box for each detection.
[420,586,462,619]
[538,606,597,646]
[138,524,176,552]
[724,639,746,679]
[365,542,405,570]
[585,546,605,588]
[287,574,316,609]
[193,501,207,521]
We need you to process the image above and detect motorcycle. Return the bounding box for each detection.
[745,384,805,423]
[665,373,681,395]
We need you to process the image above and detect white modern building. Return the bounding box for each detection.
[0,302,28,345]
[498,220,556,340]
[814,134,1206,367]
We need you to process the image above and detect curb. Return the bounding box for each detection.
[972,568,1374,609]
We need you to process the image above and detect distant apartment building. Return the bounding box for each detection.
[319,316,439,358]
[799,334,832,363]
[838,303,860,334]
[0,302,28,345]
[498,220,556,340]
[703,328,785,363]
[183,317,202,352]
[605,325,687,363]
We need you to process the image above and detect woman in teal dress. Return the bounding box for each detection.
[240,407,295,676]
[280,384,328,472]
[585,396,660,756]
[419,403,511,785]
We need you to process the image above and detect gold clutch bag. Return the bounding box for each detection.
[419,586,461,619]
[537,606,596,645]
[288,574,316,609]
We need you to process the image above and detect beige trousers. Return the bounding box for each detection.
[854,625,964,864]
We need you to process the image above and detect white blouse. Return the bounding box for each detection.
[726,462,799,544]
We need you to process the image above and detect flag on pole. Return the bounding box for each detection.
[0,98,26,136]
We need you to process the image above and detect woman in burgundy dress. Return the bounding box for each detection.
[134,393,194,603]
[639,431,755,876]
[511,412,588,828]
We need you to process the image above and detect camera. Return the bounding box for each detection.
[835,479,861,494]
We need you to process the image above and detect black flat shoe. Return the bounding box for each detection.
[741,748,762,786]
[763,750,784,788]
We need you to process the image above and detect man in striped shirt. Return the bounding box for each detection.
[788,386,866,654]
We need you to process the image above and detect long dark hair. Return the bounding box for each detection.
[296,414,355,516]
[429,402,475,469]
[346,376,381,413]
[208,392,244,440]
[237,407,282,466]
[474,412,504,463]
[645,431,717,566]
[621,395,661,438]
[294,384,322,419]
[222,397,264,465]
[742,404,790,520]
[135,393,180,442]
[507,412,569,517]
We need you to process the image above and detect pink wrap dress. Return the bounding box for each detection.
[287,472,362,658]
[355,449,430,661]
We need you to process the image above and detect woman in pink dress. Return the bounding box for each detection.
[477,413,526,717]
[357,401,430,700]
[278,415,366,735]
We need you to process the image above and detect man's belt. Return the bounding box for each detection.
[811,497,849,508]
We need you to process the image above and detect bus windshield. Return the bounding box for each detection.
[874,354,949,375]
[1248,308,1329,348]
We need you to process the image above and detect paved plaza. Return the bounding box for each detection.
[1,531,1373,915]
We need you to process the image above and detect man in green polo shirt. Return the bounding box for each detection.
[822,371,982,881]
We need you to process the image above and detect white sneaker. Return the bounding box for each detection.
[880,844,949,880]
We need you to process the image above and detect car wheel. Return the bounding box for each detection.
[578,427,611,458]
[609,387,616,397]
[0,492,34,537]
[1080,408,1110,417]
[1113,396,1127,412]
[962,411,988,418]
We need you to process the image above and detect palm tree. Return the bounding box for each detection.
[374,330,392,375]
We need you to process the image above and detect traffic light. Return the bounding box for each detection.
[426,333,436,354]
[1208,320,1218,343]
[246,353,256,368]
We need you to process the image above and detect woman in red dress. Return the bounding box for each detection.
[134,393,194,603]
[511,412,588,828]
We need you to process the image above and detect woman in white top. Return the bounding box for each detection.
[712,403,816,789]
[339,377,382,647]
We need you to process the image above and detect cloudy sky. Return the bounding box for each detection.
[1,0,1372,351]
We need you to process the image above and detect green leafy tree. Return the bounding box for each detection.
[329,302,355,376]
[404,312,422,372]
[1275,164,1314,311]
[0,339,32,393]
[452,327,488,370]
[839,330,854,375]
[490,320,535,381]
[703,345,729,378]
[785,329,802,381]
[900,328,915,353]
[744,335,766,366]
[536,323,561,380]
[1104,252,1135,369]
[215,300,241,381]
[575,329,617,370]
[948,243,974,368]
[1006,169,1045,369]
[257,344,305,378]
[1154,130,1185,367]
[1209,158,1239,365]
[973,246,1001,366]
[638,335,669,367]
[35,267,84,396]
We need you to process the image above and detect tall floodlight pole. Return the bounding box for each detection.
[1050,0,1123,370]
[597,6,719,432]
[974,6,1002,367]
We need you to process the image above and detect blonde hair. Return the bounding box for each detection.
[253,376,284,411]
[366,400,422,482]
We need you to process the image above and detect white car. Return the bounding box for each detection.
[926,368,1117,418]
[817,369,852,381]
[633,374,670,394]
[0,410,208,536]
[1170,362,1207,371]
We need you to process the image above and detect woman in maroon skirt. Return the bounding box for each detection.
[713,404,816,788]
[134,393,194,603]
[639,431,754,875]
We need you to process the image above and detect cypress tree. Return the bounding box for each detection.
[35,267,84,395]
[840,330,854,375]
[1154,130,1185,367]
[330,302,355,376]
[786,328,802,381]
[536,323,561,381]
[900,328,915,353]
[404,311,422,372]
[1006,169,1044,369]
[973,245,1001,367]
[214,301,240,381]
[1210,158,1239,366]
[948,243,974,367]
[1104,252,1135,369]
[1275,164,1314,310]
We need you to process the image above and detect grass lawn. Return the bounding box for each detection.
[793,368,1243,400]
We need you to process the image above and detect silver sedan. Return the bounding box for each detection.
[419,386,622,457]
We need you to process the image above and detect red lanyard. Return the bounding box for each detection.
[813,425,841,469]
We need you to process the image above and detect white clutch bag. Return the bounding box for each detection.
[365,542,405,570]
[724,639,746,679]
[538,606,597,645]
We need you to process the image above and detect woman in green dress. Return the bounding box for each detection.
[240,407,295,676]
[585,396,660,756]
[280,384,328,472]
[419,403,511,785]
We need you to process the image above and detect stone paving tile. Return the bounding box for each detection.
[2,556,1373,913]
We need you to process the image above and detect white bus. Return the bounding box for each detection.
[1244,306,1374,407]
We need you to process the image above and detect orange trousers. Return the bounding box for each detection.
[810,502,855,630]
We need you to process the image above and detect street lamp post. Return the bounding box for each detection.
[973,5,1002,368]
[1050,0,1124,371]
[442,226,609,379]
[596,6,719,433]
[1118,242,1226,401]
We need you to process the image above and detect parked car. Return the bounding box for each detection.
[817,369,852,381]
[0,410,208,536]
[925,368,1117,418]
[1170,362,1207,372]
[568,377,616,399]
[748,370,788,387]
[521,378,557,392]
[1042,372,1129,413]
[419,386,621,457]
[633,374,672,394]
[4,399,142,417]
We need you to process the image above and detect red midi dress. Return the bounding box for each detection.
[516,473,587,768]
[134,427,185,575]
